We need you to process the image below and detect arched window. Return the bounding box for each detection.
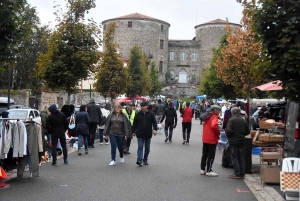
[178,69,187,83]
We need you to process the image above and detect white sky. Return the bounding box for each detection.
[27,0,244,40]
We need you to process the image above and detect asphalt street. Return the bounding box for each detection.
[0,112,257,201]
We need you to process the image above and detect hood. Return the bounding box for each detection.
[200,112,214,121]
[48,104,58,113]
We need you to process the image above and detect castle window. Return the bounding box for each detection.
[160,39,164,49]
[159,61,163,73]
[161,25,164,31]
[128,21,132,28]
[192,52,197,61]
[180,52,186,61]
[169,52,175,61]
[103,24,106,31]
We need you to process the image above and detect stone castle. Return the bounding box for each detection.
[102,13,241,98]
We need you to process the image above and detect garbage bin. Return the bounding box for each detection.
[244,137,252,174]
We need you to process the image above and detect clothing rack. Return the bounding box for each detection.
[0,118,41,125]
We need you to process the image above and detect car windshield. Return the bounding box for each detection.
[7,110,28,119]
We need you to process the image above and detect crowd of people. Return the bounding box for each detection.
[40,97,276,180]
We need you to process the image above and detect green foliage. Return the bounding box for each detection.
[149,61,161,97]
[36,0,101,98]
[126,45,151,98]
[0,0,27,65]
[199,34,238,100]
[253,0,300,103]
[94,22,128,99]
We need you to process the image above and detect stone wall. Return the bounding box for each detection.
[0,90,30,106]
[161,84,198,98]
[103,19,170,81]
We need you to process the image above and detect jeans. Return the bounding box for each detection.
[51,134,68,162]
[47,134,51,145]
[164,123,173,140]
[182,122,192,142]
[137,138,151,162]
[230,145,245,177]
[99,129,108,143]
[109,134,124,161]
[88,122,98,146]
[201,143,217,172]
[78,134,88,150]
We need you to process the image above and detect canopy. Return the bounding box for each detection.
[252,80,282,91]
[114,96,146,103]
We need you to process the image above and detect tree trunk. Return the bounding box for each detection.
[247,85,251,128]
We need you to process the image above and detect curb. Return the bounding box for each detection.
[244,174,284,201]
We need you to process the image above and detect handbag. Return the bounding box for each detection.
[69,114,75,129]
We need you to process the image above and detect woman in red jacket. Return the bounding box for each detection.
[200,105,221,177]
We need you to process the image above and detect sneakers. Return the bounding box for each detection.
[136,160,143,167]
[182,140,186,145]
[85,149,88,154]
[165,137,169,142]
[109,160,116,166]
[120,157,124,163]
[143,161,148,165]
[64,159,68,164]
[78,150,82,155]
[228,174,242,179]
[200,170,206,175]
[206,171,218,177]
[52,161,57,166]
[186,142,189,145]
[105,142,110,145]
[99,142,103,145]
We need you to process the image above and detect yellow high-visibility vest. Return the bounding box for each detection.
[122,108,136,126]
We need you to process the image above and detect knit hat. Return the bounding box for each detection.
[48,104,58,112]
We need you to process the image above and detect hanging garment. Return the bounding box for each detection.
[12,122,20,158]
[19,121,27,156]
[0,121,8,159]
[17,123,43,178]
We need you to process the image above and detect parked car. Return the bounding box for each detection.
[6,108,41,124]
[10,105,31,109]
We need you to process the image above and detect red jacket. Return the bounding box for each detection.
[202,112,220,144]
[182,107,193,122]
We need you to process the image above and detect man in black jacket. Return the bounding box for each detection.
[132,102,158,166]
[225,107,250,179]
[160,102,177,143]
[154,99,165,123]
[46,104,69,166]
[87,98,102,148]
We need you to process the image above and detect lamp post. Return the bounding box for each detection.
[4,65,12,110]
[88,77,94,99]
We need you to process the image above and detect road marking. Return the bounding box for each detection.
[60,185,68,187]
[237,189,251,193]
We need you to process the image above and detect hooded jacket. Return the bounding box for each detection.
[202,112,220,144]
[225,114,250,146]
[46,104,68,136]
[160,104,177,125]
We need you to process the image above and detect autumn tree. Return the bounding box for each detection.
[126,45,151,98]
[253,0,300,103]
[149,61,161,97]
[200,34,237,100]
[94,22,128,100]
[214,1,268,106]
[36,0,101,102]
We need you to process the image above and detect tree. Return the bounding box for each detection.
[126,45,151,98]
[149,61,161,97]
[0,0,26,65]
[94,22,128,100]
[199,34,238,100]
[214,1,268,104]
[253,0,300,103]
[36,0,101,102]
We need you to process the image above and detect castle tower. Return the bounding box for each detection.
[195,19,241,73]
[102,13,170,81]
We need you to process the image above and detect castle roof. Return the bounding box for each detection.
[194,19,241,29]
[102,12,170,27]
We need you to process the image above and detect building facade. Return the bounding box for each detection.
[102,13,241,87]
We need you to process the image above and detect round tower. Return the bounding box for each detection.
[194,19,241,72]
[102,13,170,80]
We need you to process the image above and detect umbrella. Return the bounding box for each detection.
[253,80,282,91]
[114,96,147,103]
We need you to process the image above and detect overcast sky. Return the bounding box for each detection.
[27,0,244,40]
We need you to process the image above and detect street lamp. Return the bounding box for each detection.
[88,77,94,98]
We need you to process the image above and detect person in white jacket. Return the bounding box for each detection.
[99,104,110,145]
